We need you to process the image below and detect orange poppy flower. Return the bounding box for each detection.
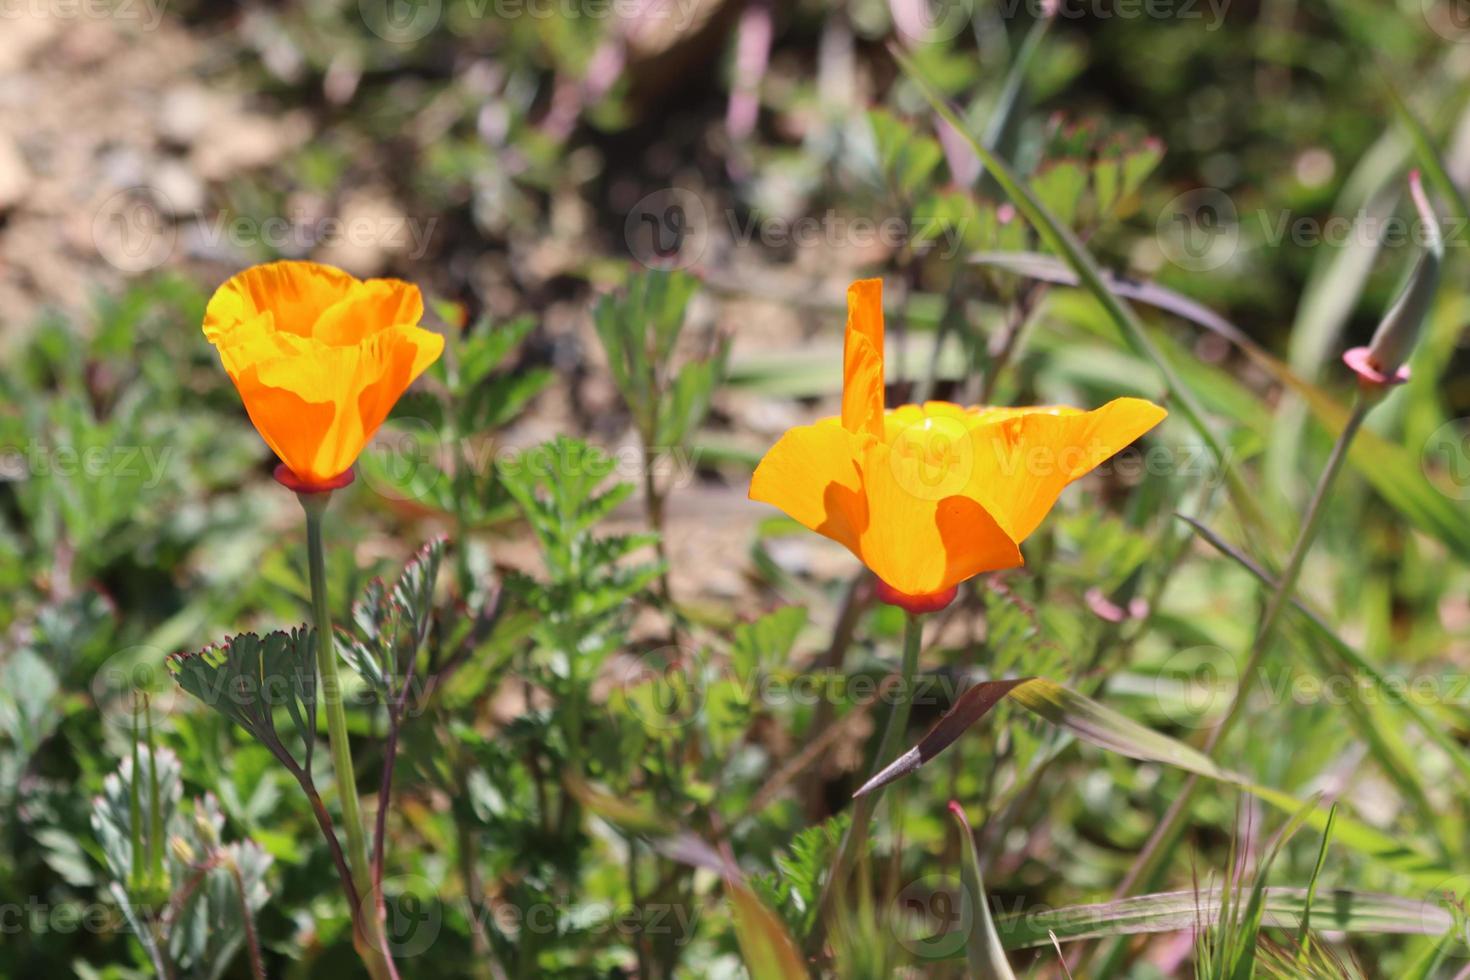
[749,278,1166,611]
[203,261,445,491]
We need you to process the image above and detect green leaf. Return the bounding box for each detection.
[728,880,810,980]
[168,628,318,777]
[655,342,728,450]
[90,744,181,894]
[1031,159,1088,229]
[458,315,536,386]
[460,367,552,433]
[341,537,446,699]
[949,802,1018,979]
[867,108,945,195]
[731,606,808,684]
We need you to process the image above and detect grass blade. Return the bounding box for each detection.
[988,887,1453,950]
[949,802,1018,979]
[727,881,810,980]
[855,676,1454,889]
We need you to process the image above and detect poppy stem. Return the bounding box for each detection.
[809,611,924,954]
[301,496,395,980]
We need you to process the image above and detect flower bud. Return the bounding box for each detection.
[1345,171,1443,388]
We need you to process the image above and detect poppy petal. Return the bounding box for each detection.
[855,439,1021,595]
[963,397,1168,543]
[314,278,426,347]
[749,422,867,557]
[250,325,444,483]
[204,261,357,343]
[841,278,886,440]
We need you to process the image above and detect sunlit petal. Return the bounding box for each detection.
[841,278,886,439]
[203,260,444,488]
[749,423,867,557]
[963,397,1168,543]
[855,439,1021,595]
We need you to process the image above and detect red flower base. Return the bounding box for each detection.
[874,579,958,615]
[273,464,355,495]
[1342,346,1410,388]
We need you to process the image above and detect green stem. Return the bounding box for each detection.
[1088,394,1372,977]
[809,612,924,953]
[301,497,392,980]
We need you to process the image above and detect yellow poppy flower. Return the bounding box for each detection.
[203,261,445,491]
[749,278,1166,610]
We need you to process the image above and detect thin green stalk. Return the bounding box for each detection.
[809,612,924,953]
[145,695,163,890]
[1088,394,1372,976]
[301,496,393,980]
[129,698,143,894]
